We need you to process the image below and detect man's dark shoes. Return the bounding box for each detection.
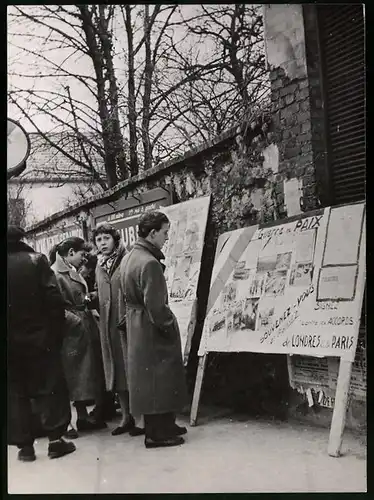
[129,426,145,437]
[111,416,135,436]
[145,436,185,449]
[18,445,36,462]
[77,418,107,432]
[173,424,187,436]
[48,439,76,459]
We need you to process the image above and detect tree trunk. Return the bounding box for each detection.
[78,5,118,188]
[125,6,139,177]
[142,4,153,171]
[98,5,128,182]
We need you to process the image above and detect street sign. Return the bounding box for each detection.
[7,118,31,179]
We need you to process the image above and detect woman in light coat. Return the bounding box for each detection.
[51,237,106,434]
[93,223,141,436]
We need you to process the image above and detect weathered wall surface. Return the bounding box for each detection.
[264,3,366,431]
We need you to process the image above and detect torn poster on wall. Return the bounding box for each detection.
[160,195,211,362]
[198,202,365,361]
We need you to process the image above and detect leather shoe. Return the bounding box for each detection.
[145,436,184,449]
[129,426,145,437]
[172,424,187,436]
[48,438,76,459]
[111,416,135,436]
[18,445,36,462]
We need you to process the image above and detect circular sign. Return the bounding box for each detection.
[7,118,31,179]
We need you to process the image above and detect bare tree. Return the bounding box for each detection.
[8,5,127,188]
[8,4,270,182]
[7,183,32,227]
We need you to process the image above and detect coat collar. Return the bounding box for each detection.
[97,242,127,277]
[134,238,165,263]
[53,253,88,292]
[7,241,35,254]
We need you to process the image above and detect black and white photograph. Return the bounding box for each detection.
[7,3,365,495]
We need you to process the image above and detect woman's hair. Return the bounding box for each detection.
[49,244,59,266]
[92,222,121,247]
[52,237,88,258]
[138,211,169,238]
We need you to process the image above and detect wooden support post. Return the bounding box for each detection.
[190,354,208,427]
[328,359,353,457]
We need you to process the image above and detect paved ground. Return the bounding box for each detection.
[7,411,366,494]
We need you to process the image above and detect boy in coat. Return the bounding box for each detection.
[120,211,188,448]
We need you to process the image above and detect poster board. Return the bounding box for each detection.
[92,187,171,251]
[160,195,211,362]
[198,202,366,362]
[30,219,83,257]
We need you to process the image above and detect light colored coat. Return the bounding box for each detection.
[95,244,128,392]
[120,238,187,416]
[51,253,104,402]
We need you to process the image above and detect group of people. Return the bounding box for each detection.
[8,211,188,462]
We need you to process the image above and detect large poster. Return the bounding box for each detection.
[198,202,365,361]
[30,220,83,257]
[160,196,211,361]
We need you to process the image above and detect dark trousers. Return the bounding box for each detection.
[8,349,71,448]
[144,413,176,440]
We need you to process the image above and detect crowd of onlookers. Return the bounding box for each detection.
[8,210,188,462]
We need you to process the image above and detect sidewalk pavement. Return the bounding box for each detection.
[7,411,366,494]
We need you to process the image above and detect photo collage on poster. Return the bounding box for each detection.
[208,225,318,341]
[162,200,207,303]
[159,196,211,359]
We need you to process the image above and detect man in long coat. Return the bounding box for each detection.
[120,211,188,449]
[7,226,76,461]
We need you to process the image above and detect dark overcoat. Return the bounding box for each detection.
[51,253,104,402]
[95,244,128,392]
[120,238,187,416]
[7,240,65,369]
[7,241,70,445]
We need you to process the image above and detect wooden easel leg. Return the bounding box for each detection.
[190,354,208,427]
[328,359,353,457]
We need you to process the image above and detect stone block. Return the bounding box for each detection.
[296,165,306,177]
[282,129,291,140]
[297,112,310,124]
[280,103,300,120]
[301,121,311,133]
[284,146,301,159]
[301,144,312,154]
[300,100,310,112]
[299,79,309,89]
[271,90,280,101]
[280,83,298,97]
[272,79,283,90]
[298,153,314,166]
[270,71,278,82]
[285,94,295,105]
[299,87,310,100]
[291,125,301,136]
